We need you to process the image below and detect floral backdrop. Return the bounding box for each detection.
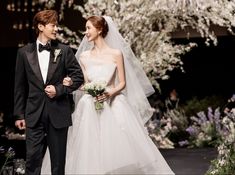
[41,0,235,88]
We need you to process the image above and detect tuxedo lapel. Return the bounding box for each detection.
[26,43,44,84]
[46,42,62,84]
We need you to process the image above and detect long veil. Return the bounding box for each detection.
[74,16,155,124]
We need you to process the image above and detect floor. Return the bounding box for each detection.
[0,138,218,175]
[160,148,218,175]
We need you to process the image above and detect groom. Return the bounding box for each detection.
[14,10,84,174]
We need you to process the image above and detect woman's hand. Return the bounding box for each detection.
[96,88,115,103]
[63,76,73,86]
[96,93,108,103]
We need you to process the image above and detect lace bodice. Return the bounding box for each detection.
[82,58,117,85]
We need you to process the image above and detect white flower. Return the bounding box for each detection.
[53,49,61,63]
[83,81,107,110]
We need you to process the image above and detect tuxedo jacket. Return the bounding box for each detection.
[14,41,84,128]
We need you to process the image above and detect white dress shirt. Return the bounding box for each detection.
[36,40,50,83]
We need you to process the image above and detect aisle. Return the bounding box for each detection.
[160,148,217,175]
[0,138,218,175]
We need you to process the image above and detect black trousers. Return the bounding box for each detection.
[25,105,68,175]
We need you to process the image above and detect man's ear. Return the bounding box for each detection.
[38,23,44,32]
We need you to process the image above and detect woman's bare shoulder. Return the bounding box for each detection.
[107,47,122,58]
[109,48,123,62]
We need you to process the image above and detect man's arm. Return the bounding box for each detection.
[55,46,84,97]
[14,49,27,129]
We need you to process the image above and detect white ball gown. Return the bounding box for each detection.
[41,58,175,175]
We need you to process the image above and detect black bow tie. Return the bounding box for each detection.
[38,43,51,52]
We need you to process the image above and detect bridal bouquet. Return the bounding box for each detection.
[83,81,107,110]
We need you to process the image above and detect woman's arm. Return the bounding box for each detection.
[105,50,126,98]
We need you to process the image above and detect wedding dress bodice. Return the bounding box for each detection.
[82,58,117,85]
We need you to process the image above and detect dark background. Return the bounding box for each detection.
[160,36,235,102]
[1,1,235,119]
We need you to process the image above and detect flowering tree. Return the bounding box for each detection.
[43,0,235,87]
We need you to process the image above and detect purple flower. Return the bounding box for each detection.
[214,108,221,121]
[207,107,214,122]
[186,126,197,136]
[178,140,189,147]
[197,111,207,124]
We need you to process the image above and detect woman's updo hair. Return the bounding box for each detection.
[87,16,109,38]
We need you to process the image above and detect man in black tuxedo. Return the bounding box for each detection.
[14,10,84,175]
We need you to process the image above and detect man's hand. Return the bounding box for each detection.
[63,76,73,87]
[45,85,56,98]
[15,119,26,130]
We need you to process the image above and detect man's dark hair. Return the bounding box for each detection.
[33,10,58,36]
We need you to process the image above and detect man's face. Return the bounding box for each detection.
[39,22,58,40]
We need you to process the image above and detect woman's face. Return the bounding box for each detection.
[84,20,100,42]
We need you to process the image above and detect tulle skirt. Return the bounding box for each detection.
[42,94,174,174]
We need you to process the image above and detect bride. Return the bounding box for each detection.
[42,15,174,174]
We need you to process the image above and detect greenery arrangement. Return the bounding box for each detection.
[182,95,227,117]
[185,107,222,148]
[206,113,235,175]
[146,95,235,174]
[0,147,15,175]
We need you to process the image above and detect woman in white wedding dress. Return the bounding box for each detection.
[42,15,174,175]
